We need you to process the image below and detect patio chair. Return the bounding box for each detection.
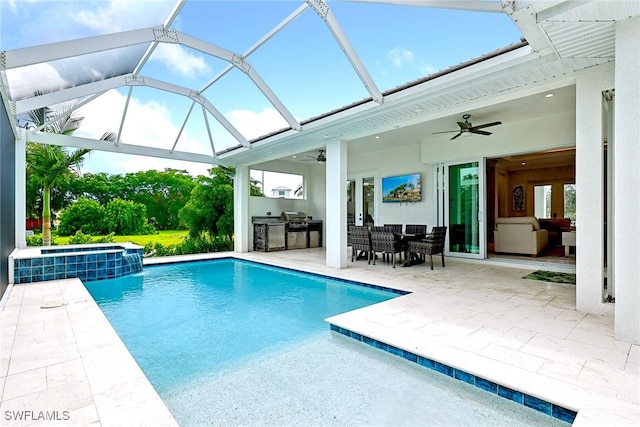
[405,224,427,236]
[383,224,403,234]
[407,226,447,270]
[370,225,386,232]
[370,230,403,268]
[349,225,372,264]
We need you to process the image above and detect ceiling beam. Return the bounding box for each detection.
[307,0,384,103]
[27,131,217,165]
[337,0,504,13]
[15,74,249,149]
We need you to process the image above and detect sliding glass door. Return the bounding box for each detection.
[446,161,486,259]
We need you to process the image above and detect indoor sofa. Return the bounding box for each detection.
[493,217,548,257]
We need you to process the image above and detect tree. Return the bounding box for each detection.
[104,198,154,235]
[25,101,115,245]
[179,166,262,248]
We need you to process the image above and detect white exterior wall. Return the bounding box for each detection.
[575,68,610,315]
[350,143,435,228]
[614,17,640,344]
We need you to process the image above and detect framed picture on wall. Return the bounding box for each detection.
[512,185,524,211]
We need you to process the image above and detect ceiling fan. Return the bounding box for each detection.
[302,149,326,163]
[433,114,502,140]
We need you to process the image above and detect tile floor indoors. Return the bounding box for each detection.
[0,248,638,426]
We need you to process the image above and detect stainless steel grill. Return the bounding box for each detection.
[280,211,309,225]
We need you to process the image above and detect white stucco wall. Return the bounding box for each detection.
[348,143,437,229]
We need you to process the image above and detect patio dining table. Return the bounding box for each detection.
[395,233,427,266]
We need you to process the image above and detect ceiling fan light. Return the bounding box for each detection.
[461,131,472,137]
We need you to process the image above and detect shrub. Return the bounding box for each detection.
[68,230,94,245]
[57,197,106,236]
[26,234,57,247]
[178,232,232,255]
[141,232,232,257]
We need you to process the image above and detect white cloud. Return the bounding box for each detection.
[387,46,414,68]
[151,43,211,79]
[227,108,289,141]
[73,0,174,34]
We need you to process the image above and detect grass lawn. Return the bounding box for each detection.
[55,230,188,247]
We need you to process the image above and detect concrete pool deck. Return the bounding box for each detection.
[1,249,638,426]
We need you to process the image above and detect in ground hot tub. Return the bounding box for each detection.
[10,243,144,284]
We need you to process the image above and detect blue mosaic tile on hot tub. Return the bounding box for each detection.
[330,323,576,425]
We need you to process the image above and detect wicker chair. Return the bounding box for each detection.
[370,225,386,232]
[370,231,403,267]
[349,225,372,264]
[407,226,447,270]
[405,224,427,235]
[383,224,403,234]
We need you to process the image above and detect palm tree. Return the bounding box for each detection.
[26,103,115,246]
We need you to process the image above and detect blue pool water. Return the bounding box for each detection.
[84,258,399,393]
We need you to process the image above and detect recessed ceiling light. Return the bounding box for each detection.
[292,155,296,158]
[375,135,380,139]
[545,93,554,98]
[521,162,526,166]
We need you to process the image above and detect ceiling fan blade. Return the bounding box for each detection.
[457,121,468,128]
[472,121,502,130]
[432,130,458,134]
[450,132,462,140]
[471,129,492,136]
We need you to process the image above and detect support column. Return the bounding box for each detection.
[233,164,250,253]
[614,17,640,344]
[575,68,609,315]
[15,130,26,249]
[325,139,347,268]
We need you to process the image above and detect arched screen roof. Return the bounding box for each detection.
[0,1,521,163]
[1,0,634,172]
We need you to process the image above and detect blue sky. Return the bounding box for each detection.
[1,1,522,177]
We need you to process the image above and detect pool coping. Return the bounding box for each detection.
[0,278,178,426]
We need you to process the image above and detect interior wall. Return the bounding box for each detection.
[0,98,16,299]
[498,164,575,218]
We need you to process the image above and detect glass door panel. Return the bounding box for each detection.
[448,162,484,257]
[362,177,375,227]
[347,179,356,227]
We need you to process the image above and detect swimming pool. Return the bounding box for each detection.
[84,258,400,393]
[84,258,571,426]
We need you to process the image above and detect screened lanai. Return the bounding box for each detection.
[1,0,639,346]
